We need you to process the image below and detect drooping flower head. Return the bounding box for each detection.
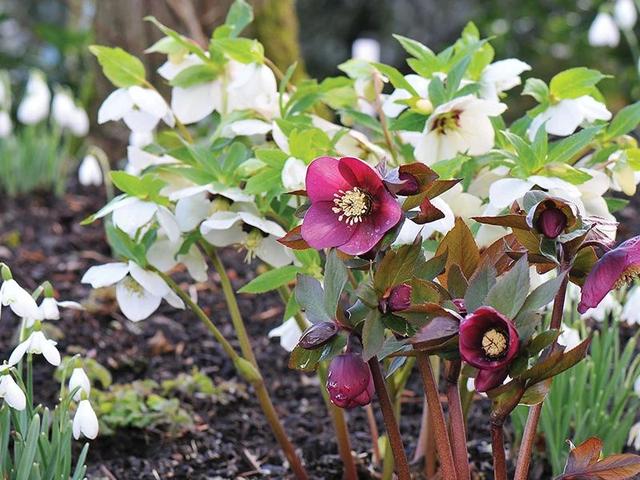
[300,156,403,255]
[326,353,374,409]
[459,306,519,392]
[578,235,640,314]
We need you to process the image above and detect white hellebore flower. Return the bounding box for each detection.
[0,111,12,138]
[125,146,177,176]
[17,71,50,125]
[51,89,89,136]
[0,279,42,322]
[382,74,431,118]
[393,198,455,246]
[622,286,640,324]
[0,368,26,410]
[69,367,91,402]
[147,238,208,283]
[615,0,637,30]
[98,86,174,133]
[588,12,620,47]
[73,399,99,440]
[9,330,60,366]
[479,59,531,102]
[78,154,103,187]
[81,261,184,322]
[200,204,293,267]
[268,317,310,352]
[281,157,307,191]
[528,95,611,140]
[415,95,507,165]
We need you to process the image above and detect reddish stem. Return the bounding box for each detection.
[491,422,508,480]
[446,361,470,480]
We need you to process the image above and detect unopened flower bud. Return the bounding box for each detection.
[298,321,339,349]
[379,284,412,314]
[396,172,420,196]
[415,98,433,114]
[537,207,567,239]
[327,353,374,408]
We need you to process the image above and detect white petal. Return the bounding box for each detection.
[489,178,534,209]
[81,262,130,288]
[73,400,99,440]
[157,54,203,80]
[156,207,181,243]
[40,297,60,320]
[228,119,273,136]
[201,222,247,247]
[238,211,286,238]
[200,211,243,233]
[8,340,30,367]
[175,192,211,232]
[97,88,133,124]
[163,289,185,309]
[414,130,440,165]
[128,261,170,297]
[112,199,157,237]
[69,368,91,401]
[123,109,160,133]
[615,0,637,29]
[382,88,411,118]
[281,157,307,191]
[78,155,103,186]
[171,83,219,124]
[116,277,162,322]
[255,236,294,267]
[2,376,26,410]
[268,317,305,352]
[589,13,620,47]
[41,338,61,366]
[128,86,169,119]
[147,238,179,272]
[180,247,208,282]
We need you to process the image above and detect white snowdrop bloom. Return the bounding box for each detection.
[558,324,581,350]
[382,74,431,118]
[98,86,174,133]
[8,330,60,366]
[268,317,310,352]
[78,154,103,187]
[589,12,620,47]
[73,399,99,440]
[393,198,456,246]
[615,0,638,29]
[125,146,177,176]
[69,367,91,402]
[146,237,208,282]
[0,111,12,138]
[622,286,640,325]
[39,297,82,321]
[17,71,50,125]
[0,279,42,321]
[479,59,531,102]
[52,89,89,136]
[129,130,154,148]
[528,96,611,140]
[352,38,380,62]
[81,261,184,322]
[281,157,307,191]
[415,95,507,165]
[200,203,293,267]
[0,367,25,410]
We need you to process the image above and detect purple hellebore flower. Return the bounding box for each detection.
[578,235,640,314]
[379,284,412,314]
[326,353,375,409]
[300,156,403,255]
[459,306,520,392]
[537,207,567,239]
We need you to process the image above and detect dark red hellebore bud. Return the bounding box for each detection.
[379,284,412,314]
[537,207,567,239]
[326,353,374,408]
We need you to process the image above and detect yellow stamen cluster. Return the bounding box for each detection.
[430,110,462,134]
[614,265,640,290]
[332,187,372,225]
[481,328,508,358]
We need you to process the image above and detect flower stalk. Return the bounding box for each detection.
[446,360,470,480]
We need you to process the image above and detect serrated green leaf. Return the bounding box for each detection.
[89,45,145,87]
[484,255,529,318]
[550,68,605,99]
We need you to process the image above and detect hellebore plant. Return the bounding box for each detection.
[85,1,640,478]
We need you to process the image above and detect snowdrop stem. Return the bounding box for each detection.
[372,72,399,166]
[26,354,33,414]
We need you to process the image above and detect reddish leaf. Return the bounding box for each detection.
[409,314,459,350]
[559,437,640,480]
[472,214,530,230]
[435,218,480,287]
[565,437,603,472]
[412,196,445,224]
[278,225,310,250]
[398,162,439,191]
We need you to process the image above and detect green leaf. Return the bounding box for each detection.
[213,37,264,64]
[362,310,385,361]
[225,0,253,37]
[518,271,567,317]
[238,266,301,294]
[16,414,40,480]
[522,78,549,103]
[374,239,422,293]
[464,265,497,313]
[323,250,348,317]
[428,76,447,106]
[89,45,145,87]
[446,54,471,97]
[546,126,601,165]
[145,16,208,62]
[393,34,437,63]
[539,164,593,185]
[295,275,332,324]
[607,101,640,139]
[106,223,148,265]
[484,256,530,318]
[550,67,605,99]
[170,64,220,87]
[372,62,417,96]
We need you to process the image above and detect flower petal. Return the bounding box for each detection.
[116,277,162,322]
[301,202,356,250]
[81,263,129,288]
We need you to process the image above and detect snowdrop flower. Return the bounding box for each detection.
[39,297,82,321]
[0,111,12,138]
[69,367,91,402]
[200,203,293,267]
[382,74,431,118]
[528,96,611,139]
[98,86,174,133]
[146,237,208,282]
[0,279,42,321]
[78,154,103,187]
[589,12,620,47]
[81,261,184,322]
[479,59,531,102]
[0,367,25,410]
[9,330,60,366]
[73,399,99,440]
[281,157,307,191]
[615,0,637,30]
[51,89,89,136]
[17,70,50,125]
[352,38,380,62]
[268,317,310,352]
[622,286,640,324]
[558,324,581,350]
[629,422,640,451]
[415,95,506,165]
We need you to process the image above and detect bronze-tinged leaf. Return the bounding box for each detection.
[447,264,468,299]
[398,162,439,191]
[478,233,522,275]
[435,218,480,287]
[518,378,551,405]
[278,225,310,250]
[472,214,530,230]
[565,437,603,472]
[524,337,591,385]
[582,454,640,478]
[401,178,462,211]
[512,227,543,255]
[412,196,445,224]
[373,237,422,293]
[409,315,459,350]
[288,345,322,372]
[570,246,598,287]
[410,278,449,304]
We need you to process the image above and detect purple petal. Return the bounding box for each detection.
[301,202,356,249]
[338,156,384,193]
[306,156,352,202]
[475,367,508,392]
[578,248,629,314]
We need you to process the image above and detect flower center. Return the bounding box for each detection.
[481,328,508,358]
[332,187,372,225]
[614,264,640,290]
[430,110,462,134]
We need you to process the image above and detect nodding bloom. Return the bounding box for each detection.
[537,207,567,239]
[326,353,375,409]
[300,156,403,256]
[459,306,519,392]
[0,366,26,410]
[578,235,640,314]
[72,399,99,440]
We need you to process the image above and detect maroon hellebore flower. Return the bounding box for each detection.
[326,353,375,408]
[537,207,567,239]
[578,235,640,314]
[300,156,403,255]
[379,284,412,314]
[459,306,520,392]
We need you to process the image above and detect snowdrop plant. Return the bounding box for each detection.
[0,264,96,480]
[86,1,640,477]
